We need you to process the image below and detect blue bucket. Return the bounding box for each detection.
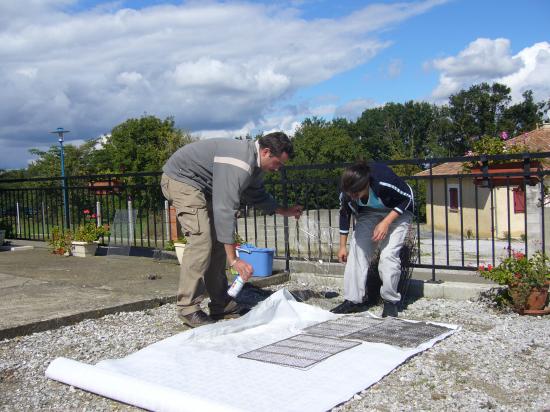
[236,245,274,277]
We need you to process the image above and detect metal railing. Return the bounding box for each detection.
[1,152,549,281]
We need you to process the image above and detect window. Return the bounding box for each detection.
[448,185,459,212]
[513,187,525,213]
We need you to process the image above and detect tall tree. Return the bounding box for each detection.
[101,115,194,173]
[26,139,100,178]
[448,82,511,147]
[291,117,356,165]
[500,90,547,135]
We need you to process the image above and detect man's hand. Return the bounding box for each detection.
[277,205,304,219]
[337,246,348,263]
[233,259,254,281]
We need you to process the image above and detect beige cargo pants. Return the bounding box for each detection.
[160,174,228,316]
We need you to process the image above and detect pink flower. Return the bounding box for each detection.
[500,131,509,140]
[513,252,525,260]
[83,209,90,215]
[91,213,97,219]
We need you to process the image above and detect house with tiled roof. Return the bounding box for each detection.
[415,124,550,241]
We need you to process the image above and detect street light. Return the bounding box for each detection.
[50,127,71,228]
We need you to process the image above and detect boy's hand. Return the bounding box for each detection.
[338,246,348,263]
[372,221,390,241]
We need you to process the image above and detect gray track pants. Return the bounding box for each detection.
[344,210,412,304]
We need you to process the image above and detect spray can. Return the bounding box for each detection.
[228,273,245,298]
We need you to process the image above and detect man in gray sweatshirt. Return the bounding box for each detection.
[161,132,303,327]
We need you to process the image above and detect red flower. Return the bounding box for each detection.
[83,209,90,215]
[91,213,97,218]
[487,264,493,270]
[479,265,486,271]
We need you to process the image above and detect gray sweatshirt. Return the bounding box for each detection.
[162,138,278,244]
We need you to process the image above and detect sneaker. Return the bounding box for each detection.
[381,301,398,318]
[210,299,249,321]
[330,300,366,314]
[178,310,215,328]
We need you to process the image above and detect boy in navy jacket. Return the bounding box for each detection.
[331,161,414,317]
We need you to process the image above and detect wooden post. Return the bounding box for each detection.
[169,206,179,241]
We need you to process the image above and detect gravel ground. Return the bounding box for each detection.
[0,281,549,412]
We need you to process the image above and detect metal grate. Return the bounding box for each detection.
[302,315,383,338]
[238,334,361,370]
[346,318,453,348]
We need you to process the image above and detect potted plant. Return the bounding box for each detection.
[48,226,73,256]
[478,250,550,314]
[165,235,188,264]
[71,209,110,257]
[173,236,187,265]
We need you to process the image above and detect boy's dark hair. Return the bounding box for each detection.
[341,161,371,194]
[258,132,294,158]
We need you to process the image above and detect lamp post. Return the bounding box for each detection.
[50,127,71,229]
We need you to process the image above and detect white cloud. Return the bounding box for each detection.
[499,42,550,102]
[0,0,445,169]
[429,38,550,103]
[387,59,402,78]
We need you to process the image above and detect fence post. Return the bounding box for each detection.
[281,167,290,272]
[429,161,436,282]
[169,206,178,241]
[128,199,134,246]
[62,176,70,229]
[41,201,46,239]
[164,200,171,242]
[96,201,102,227]
[16,202,21,237]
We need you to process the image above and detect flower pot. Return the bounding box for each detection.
[174,242,186,265]
[71,241,98,257]
[471,161,541,187]
[88,179,122,195]
[510,283,549,314]
[525,286,549,311]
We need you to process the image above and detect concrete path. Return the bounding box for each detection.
[0,240,495,341]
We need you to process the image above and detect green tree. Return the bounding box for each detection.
[448,82,511,148]
[102,115,194,173]
[500,90,547,135]
[291,117,357,165]
[26,139,100,178]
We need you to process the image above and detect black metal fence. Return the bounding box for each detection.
[1,152,549,281]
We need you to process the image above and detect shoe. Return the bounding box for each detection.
[178,310,215,328]
[381,301,399,318]
[330,300,366,314]
[210,299,250,321]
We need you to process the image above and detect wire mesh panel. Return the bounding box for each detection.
[107,209,137,256]
[302,315,383,338]
[238,334,361,370]
[346,318,453,348]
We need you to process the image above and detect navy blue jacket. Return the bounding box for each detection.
[339,162,414,234]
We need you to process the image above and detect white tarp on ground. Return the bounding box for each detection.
[46,289,458,412]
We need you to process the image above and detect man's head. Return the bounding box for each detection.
[258,132,294,172]
[341,161,370,199]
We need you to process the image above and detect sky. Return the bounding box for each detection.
[1,0,549,169]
